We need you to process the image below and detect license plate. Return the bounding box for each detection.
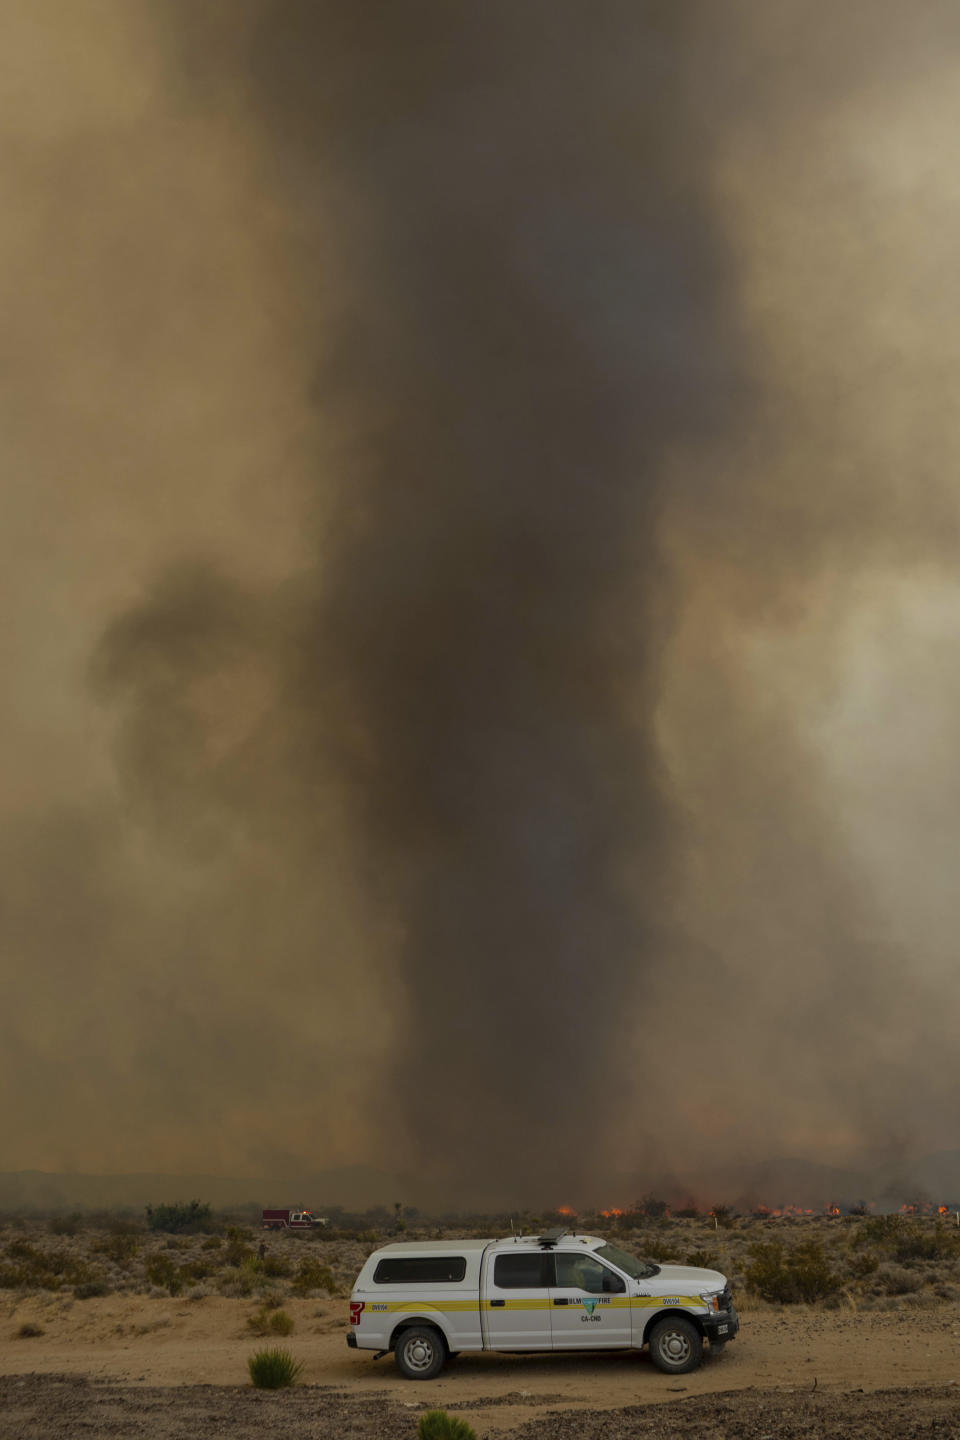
[716,1324,729,1334]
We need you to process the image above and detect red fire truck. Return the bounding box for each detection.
[261,1207,327,1230]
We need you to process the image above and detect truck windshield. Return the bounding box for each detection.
[595,1243,660,1281]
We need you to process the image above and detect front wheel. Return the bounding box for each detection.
[394,1326,446,1380]
[648,1316,703,1374]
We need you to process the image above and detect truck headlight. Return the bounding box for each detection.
[700,1291,721,1311]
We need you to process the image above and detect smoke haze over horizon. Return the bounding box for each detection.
[3,1,960,1208]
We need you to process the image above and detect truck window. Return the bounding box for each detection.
[594,1242,660,1281]
[373,1256,468,1284]
[555,1253,625,1294]
[492,1253,552,1288]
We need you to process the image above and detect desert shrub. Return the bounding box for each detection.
[247,1348,304,1389]
[746,1240,842,1303]
[686,1250,720,1270]
[15,1323,44,1338]
[292,1258,336,1294]
[74,1278,111,1299]
[709,1206,735,1229]
[239,1256,264,1286]
[145,1201,214,1234]
[643,1241,684,1263]
[262,1255,293,1278]
[5,1240,41,1263]
[847,1251,879,1280]
[47,1213,82,1236]
[180,1260,213,1281]
[875,1264,923,1295]
[853,1215,960,1263]
[418,1411,478,1440]
[248,1306,295,1336]
[0,1242,93,1291]
[96,1233,139,1265]
[892,1222,960,1263]
[201,1235,222,1250]
[855,1214,903,1248]
[674,1208,702,1219]
[218,1266,256,1298]
[224,1228,255,1267]
[52,1252,95,1287]
[144,1255,184,1296]
[247,1306,272,1335]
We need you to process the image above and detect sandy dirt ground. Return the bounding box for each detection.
[1,1294,959,1437]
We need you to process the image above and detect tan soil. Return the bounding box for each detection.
[2,1293,959,1436]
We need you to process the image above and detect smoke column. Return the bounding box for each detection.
[3,1,960,1206]
[150,0,750,1197]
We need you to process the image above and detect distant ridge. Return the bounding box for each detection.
[1,1153,957,1214]
[723,1153,960,1211]
[0,1166,404,1213]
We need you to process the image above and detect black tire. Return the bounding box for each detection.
[394,1326,447,1380]
[648,1316,703,1374]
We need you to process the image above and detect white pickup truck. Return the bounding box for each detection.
[347,1227,738,1378]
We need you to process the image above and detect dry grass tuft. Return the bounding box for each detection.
[247,1305,295,1336]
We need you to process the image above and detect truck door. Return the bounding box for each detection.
[482,1251,553,1350]
[549,1251,631,1348]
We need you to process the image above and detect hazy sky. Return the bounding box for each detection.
[3,1,960,1208]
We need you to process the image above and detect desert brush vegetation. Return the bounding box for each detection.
[418,1411,479,1440]
[247,1346,304,1388]
[0,1201,958,1314]
[247,1304,295,1336]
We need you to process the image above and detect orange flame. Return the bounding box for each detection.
[557,1197,954,1222]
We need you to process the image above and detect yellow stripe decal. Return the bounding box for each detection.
[372,1296,704,1313]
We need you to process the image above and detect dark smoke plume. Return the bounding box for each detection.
[149,0,751,1198]
[3,1,960,1206]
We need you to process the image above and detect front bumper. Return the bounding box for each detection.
[704,1305,739,1345]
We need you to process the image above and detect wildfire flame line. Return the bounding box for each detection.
[551,1200,958,1220]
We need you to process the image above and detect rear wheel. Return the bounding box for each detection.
[648,1316,703,1374]
[394,1326,446,1380]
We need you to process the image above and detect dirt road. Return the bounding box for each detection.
[1,1294,958,1436]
